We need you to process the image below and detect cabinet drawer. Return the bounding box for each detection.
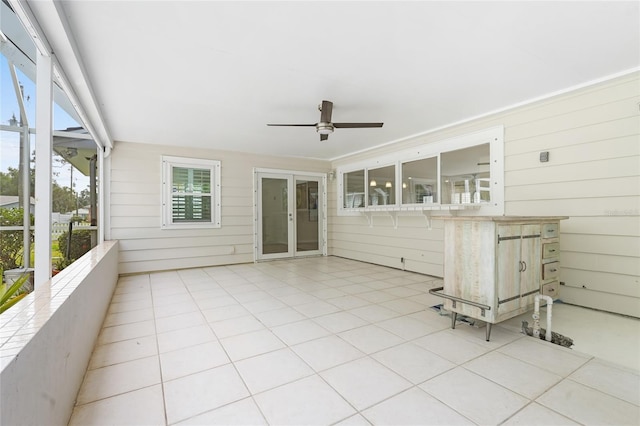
[542,223,559,239]
[543,262,560,280]
[542,281,559,298]
[543,242,560,259]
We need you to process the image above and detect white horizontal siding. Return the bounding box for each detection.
[505,196,638,217]
[110,225,251,240]
[506,135,638,172]
[119,254,254,276]
[561,216,639,237]
[117,235,254,251]
[558,286,639,318]
[561,268,639,298]
[560,234,640,258]
[505,116,639,156]
[109,141,329,274]
[505,97,638,141]
[561,251,638,276]
[505,156,638,186]
[505,176,639,201]
[329,72,640,317]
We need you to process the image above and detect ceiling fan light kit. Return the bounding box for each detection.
[267,100,383,141]
[316,124,333,135]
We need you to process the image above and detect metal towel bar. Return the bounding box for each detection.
[429,286,494,341]
[428,287,491,316]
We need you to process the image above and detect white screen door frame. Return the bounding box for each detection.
[255,168,327,261]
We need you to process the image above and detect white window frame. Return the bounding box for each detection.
[337,125,504,216]
[162,155,221,229]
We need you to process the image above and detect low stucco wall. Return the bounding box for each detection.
[0,241,119,426]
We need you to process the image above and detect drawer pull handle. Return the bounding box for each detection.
[549,249,556,252]
[549,268,557,272]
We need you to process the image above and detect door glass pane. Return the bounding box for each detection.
[343,169,365,208]
[261,178,289,254]
[368,165,395,206]
[402,157,437,204]
[296,179,319,252]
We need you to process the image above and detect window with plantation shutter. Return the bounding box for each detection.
[162,156,221,229]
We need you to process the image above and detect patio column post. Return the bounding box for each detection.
[34,50,53,287]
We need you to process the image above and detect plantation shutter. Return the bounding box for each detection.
[171,166,212,222]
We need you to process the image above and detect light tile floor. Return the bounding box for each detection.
[69,257,640,425]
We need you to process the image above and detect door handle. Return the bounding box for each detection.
[518,261,527,272]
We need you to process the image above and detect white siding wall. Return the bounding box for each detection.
[329,72,640,317]
[108,142,329,274]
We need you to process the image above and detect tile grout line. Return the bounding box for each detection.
[148,272,171,426]
[184,268,272,426]
[70,258,640,425]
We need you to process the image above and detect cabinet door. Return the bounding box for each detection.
[520,224,541,295]
[497,225,521,314]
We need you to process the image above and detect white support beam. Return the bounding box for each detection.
[7,0,51,56]
[8,63,29,127]
[52,130,94,140]
[1,1,83,127]
[20,125,30,268]
[8,62,32,267]
[99,152,107,243]
[8,0,113,151]
[9,0,112,281]
[34,51,53,287]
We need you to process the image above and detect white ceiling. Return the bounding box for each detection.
[25,1,640,160]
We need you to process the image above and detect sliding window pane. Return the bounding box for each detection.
[368,165,395,206]
[401,157,437,204]
[343,169,365,208]
[441,143,490,204]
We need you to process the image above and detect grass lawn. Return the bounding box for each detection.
[27,241,63,266]
[51,240,62,259]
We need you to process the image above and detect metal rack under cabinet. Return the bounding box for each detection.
[431,216,568,341]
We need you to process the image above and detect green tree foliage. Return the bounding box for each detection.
[0,208,33,271]
[58,229,92,262]
[52,184,76,214]
[77,188,91,209]
[0,166,77,213]
[0,167,35,197]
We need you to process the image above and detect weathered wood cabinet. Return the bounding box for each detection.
[437,216,567,340]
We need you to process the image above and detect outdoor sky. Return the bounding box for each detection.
[1,53,91,191]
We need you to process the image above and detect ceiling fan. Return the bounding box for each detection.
[267,100,383,141]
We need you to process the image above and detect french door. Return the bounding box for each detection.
[256,171,325,260]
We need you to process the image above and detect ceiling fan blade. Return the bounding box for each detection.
[266,123,317,127]
[333,122,384,128]
[320,100,333,123]
[320,133,329,141]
